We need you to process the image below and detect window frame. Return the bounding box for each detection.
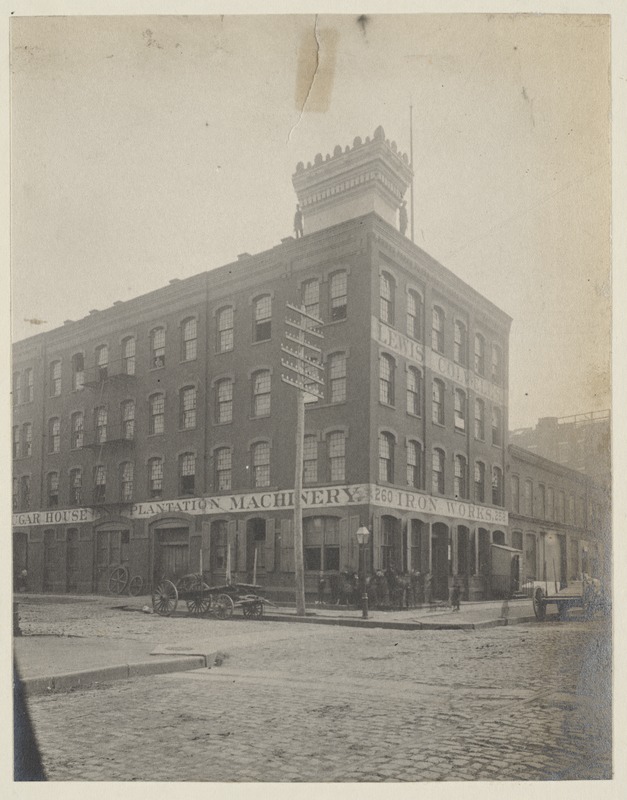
[329,271,348,321]
[253,295,272,343]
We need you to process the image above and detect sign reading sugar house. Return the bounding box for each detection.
[13,484,507,528]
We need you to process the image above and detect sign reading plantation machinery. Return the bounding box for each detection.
[13,484,508,528]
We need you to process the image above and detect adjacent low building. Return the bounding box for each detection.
[11,126,606,601]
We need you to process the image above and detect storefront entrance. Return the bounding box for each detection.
[95,528,130,594]
[246,518,266,582]
[154,527,189,583]
[431,523,449,600]
[13,531,28,589]
[66,529,79,593]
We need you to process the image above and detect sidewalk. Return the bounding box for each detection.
[14,595,538,696]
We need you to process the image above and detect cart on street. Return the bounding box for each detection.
[151,573,271,619]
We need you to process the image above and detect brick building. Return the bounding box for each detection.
[11,126,602,602]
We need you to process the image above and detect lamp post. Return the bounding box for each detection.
[356,526,370,619]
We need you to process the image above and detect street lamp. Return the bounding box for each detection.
[356,526,370,619]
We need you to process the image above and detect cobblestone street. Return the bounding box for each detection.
[18,597,611,782]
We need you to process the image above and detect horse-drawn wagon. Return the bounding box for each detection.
[525,574,605,621]
[151,574,271,619]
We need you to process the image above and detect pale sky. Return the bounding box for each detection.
[10,13,611,430]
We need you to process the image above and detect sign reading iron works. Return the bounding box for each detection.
[13,484,507,528]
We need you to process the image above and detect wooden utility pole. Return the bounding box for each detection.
[409,104,415,243]
[281,304,324,616]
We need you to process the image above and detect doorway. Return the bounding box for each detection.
[66,529,79,593]
[246,518,266,582]
[154,527,189,583]
[43,529,55,592]
[431,523,449,600]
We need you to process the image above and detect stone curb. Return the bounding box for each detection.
[21,655,207,696]
[259,613,538,631]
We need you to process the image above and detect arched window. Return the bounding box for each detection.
[121,400,135,440]
[214,447,232,491]
[378,432,394,483]
[149,393,165,435]
[432,448,445,494]
[179,452,196,495]
[547,487,555,521]
[327,431,346,482]
[379,354,395,405]
[406,289,423,341]
[251,370,271,417]
[71,411,84,449]
[524,479,533,516]
[120,462,134,501]
[48,417,61,453]
[454,455,467,499]
[474,398,485,440]
[253,295,272,342]
[302,279,320,321]
[22,423,32,457]
[492,467,503,506]
[47,472,59,507]
[537,484,546,518]
[251,442,270,488]
[558,490,566,523]
[511,475,520,513]
[94,406,107,443]
[474,334,485,375]
[491,344,503,385]
[72,353,85,391]
[454,321,467,366]
[491,406,502,446]
[432,379,445,425]
[181,318,197,362]
[380,272,395,324]
[329,271,347,320]
[303,435,318,484]
[179,386,197,429]
[20,475,31,509]
[328,353,346,403]
[474,462,486,503]
[407,440,423,489]
[50,360,62,397]
[25,368,33,402]
[150,327,166,368]
[216,306,234,353]
[69,468,82,506]
[303,516,340,571]
[454,389,466,431]
[431,306,444,353]
[96,345,108,379]
[406,367,422,416]
[122,337,136,375]
[93,465,107,503]
[13,372,21,406]
[148,457,163,498]
[216,378,234,423]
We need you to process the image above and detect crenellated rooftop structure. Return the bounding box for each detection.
[292,125,413,235]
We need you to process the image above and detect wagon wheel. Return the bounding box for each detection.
[532,587,546,621]
[243,601,264,619]
[108,566,129,595]
[186,582,212,616]
[152,580,179,616]
[214,593,235,620]
[128,575,144,596]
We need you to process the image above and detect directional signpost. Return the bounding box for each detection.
[280,303,324,616]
